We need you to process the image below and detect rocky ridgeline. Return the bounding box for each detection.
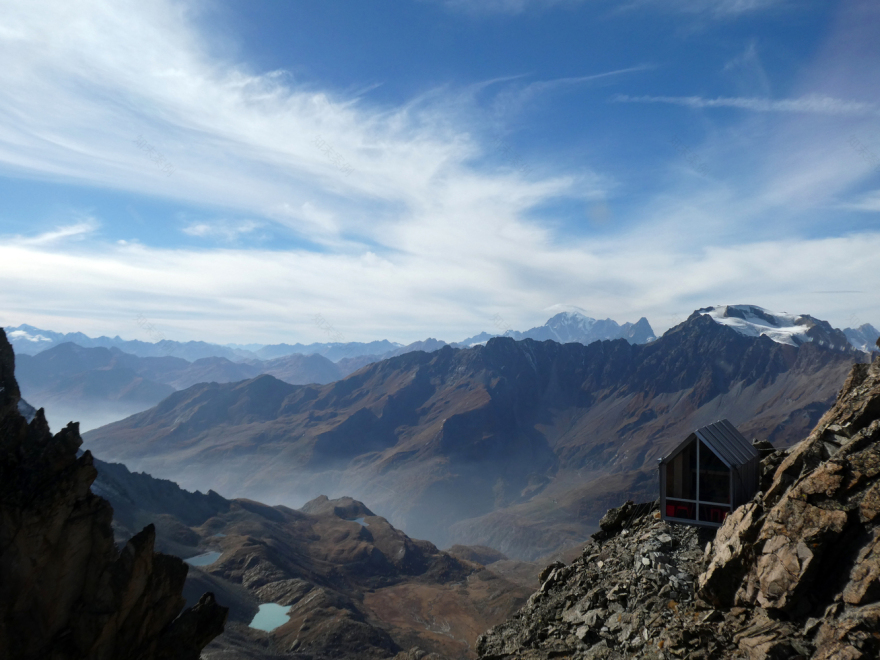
[0,328,228,660]
[475,501,719,659]
[478,349,880,659]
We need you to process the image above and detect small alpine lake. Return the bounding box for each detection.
[249,603,292,632]
[183,551,222,567]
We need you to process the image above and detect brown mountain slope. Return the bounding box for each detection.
[84,313,867,558]
[90,454,530,659]
[15,342,351,432]
[198,495,529,659]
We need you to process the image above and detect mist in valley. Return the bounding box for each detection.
[31,401,151,435]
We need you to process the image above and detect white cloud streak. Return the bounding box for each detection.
[10,220,99,246]
[630,0,788,17]
[520,65,656,97]
[433,0,787,17]
[181,220,263,241]
[840,190,880,212]
[0,0,530,248]
[0,231,877,344]
[614,93,879,116]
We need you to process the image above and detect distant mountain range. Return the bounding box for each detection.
[14,307,876,435]
[9,307,877,367]
[6,324,257,361]
[8,312,658,431]
[458,312,656,346]
[6,311,658,363]
[83,305,873,560]
[14,343,356,432]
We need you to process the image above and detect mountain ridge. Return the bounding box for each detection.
[83,311,869,559]
[10,306,875,368]
[458,312,656,347]
[12,313,660,433]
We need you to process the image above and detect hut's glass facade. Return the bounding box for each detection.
[664,439,731,524]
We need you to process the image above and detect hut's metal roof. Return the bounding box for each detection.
[663,419,759,468]
[695,419,759,467]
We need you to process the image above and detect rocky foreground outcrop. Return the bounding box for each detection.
[0,328,228,660]
[476,501,712,659]
[477,349,880,659]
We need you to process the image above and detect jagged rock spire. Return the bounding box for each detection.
[0,328,228,660]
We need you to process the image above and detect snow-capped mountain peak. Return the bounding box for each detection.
[696,304,851,350]
[456,311,655,347]
[505,311,654,345]
[542,311,598,339]
[697,305,811,346]
[845,324,880,353]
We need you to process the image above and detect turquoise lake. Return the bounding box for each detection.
[183,551,222,567]
[249,603,291,632]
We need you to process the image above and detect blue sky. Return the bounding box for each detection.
[0,0,878,345]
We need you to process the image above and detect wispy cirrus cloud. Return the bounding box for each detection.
[522,65,656,95]
[839,190,880,212]
[613,93,879,116]
[489,65,655,119]
[431,0,575,15]
[182,220,263,242]
[626,0,788,17]
[433,0,787,16]
[10,220,99,247]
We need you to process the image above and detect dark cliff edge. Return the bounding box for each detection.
[0,328,228,660]
[477,348,880,659]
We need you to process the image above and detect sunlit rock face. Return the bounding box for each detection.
[697,351,880,658]
[0,328,227,660]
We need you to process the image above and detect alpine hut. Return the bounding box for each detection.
[659,419,760,527]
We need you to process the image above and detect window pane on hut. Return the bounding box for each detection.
[666,439,696,500]
[699,503,730,524]
[698,440,730,504]
[666,499,696,520]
